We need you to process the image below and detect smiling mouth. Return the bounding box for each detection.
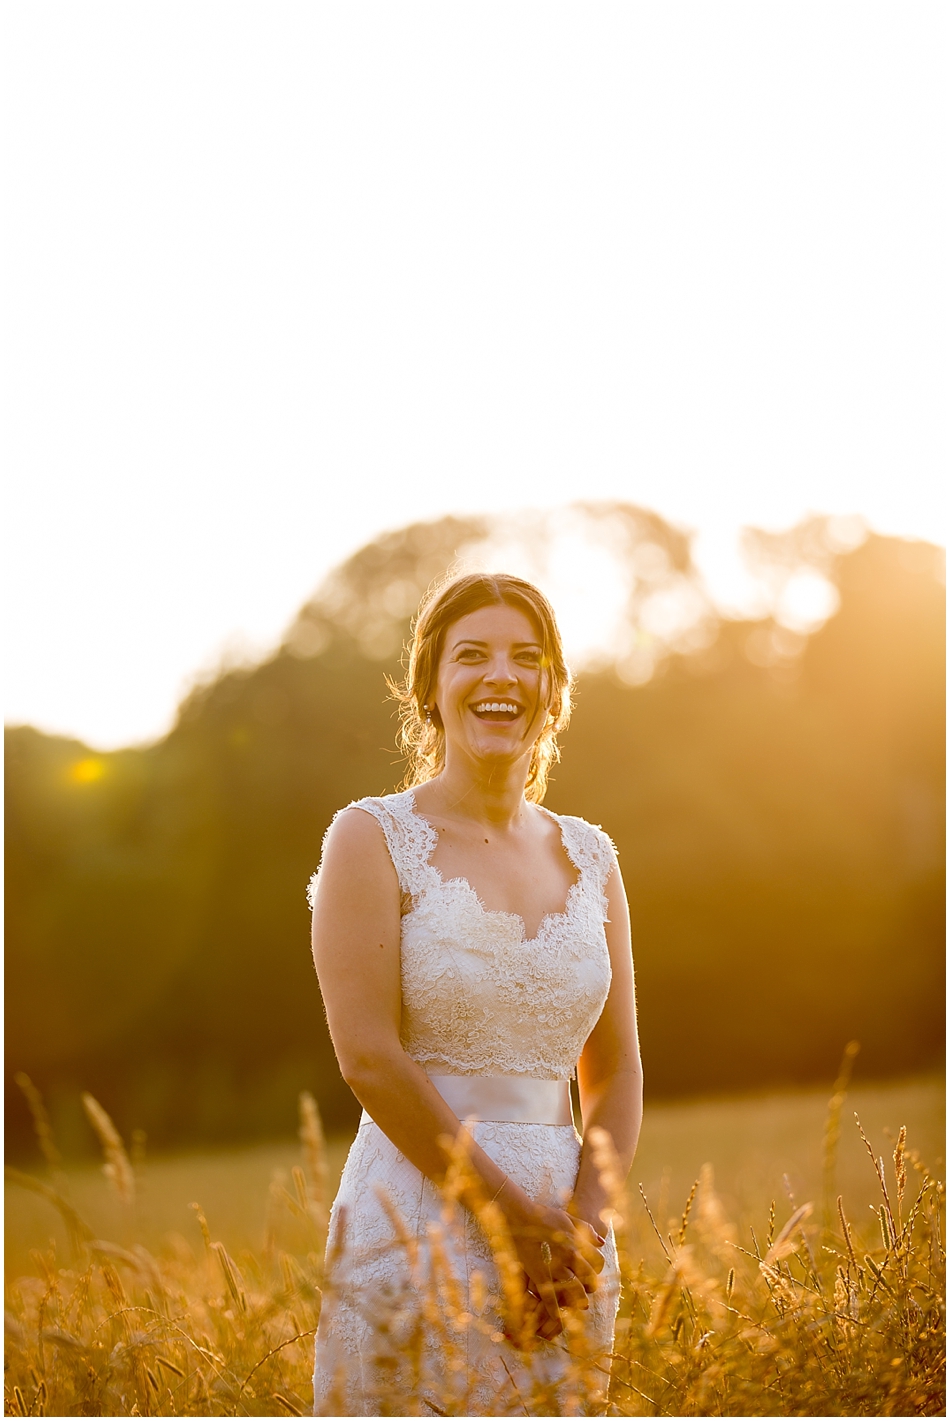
[470,700,523,722]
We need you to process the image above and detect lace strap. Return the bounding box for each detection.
[556,814,618,915]
[306,791,436,907]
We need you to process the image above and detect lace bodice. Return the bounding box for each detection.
[308,789,616,1080]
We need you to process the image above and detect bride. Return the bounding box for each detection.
[308,573,642,1416]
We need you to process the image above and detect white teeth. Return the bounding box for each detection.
[473,701,519,714]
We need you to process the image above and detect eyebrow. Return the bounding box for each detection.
[450,638,542,650]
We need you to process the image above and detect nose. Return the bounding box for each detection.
[483,654,517,688]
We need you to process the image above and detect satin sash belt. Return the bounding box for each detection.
[429,1073,574,1127]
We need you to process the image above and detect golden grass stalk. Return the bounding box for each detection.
[587,1124,627,1229]
[763,1201,813,1266]
[4,1165,93,1253]
[821,1040,860,1210]
[213,1241,248,1313]
[837,1193,859,1271]
[14,1072,65,1181]
[190,1200,214,1255]
[4,1089,946,1418]
[298,1090,328,1218]
[894,1123,908,1221]
[676,1176,699,1248]
[81,1092,135,1205]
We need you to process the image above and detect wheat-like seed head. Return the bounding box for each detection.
[81,1093,135,1206]
[298,1092,328,1209]
[764,1202,813,1266]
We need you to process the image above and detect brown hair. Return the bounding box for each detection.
[391,573,573,803]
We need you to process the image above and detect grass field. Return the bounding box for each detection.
[7,1073,943,1278]
[4,1072,945,1415]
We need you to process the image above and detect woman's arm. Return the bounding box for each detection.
[571,860,643,1230]
[311,807,468,1180]
[311,807,603,1331]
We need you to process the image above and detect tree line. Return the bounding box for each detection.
[5,509,944,1156]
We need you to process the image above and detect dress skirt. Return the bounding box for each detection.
[311,1118,620,1417]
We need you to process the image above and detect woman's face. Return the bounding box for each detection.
[431,602,551,773]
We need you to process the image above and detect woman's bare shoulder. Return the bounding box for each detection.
[322,802,393,864]
[307,800,400,905]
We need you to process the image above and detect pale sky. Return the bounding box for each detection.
[4,3,946,749]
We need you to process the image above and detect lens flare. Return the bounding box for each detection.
[69,757,106,784]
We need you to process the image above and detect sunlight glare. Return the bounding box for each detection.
[776,571,841,634]
[69,757,106,784]
[466,516,635,674]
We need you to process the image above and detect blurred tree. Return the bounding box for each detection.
[548,533,945,1095]
[284,514,490,661]
[4,514,944,1156]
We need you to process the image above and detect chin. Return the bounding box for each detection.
[469,735,533,764]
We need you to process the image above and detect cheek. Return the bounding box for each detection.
[434,668,466,715]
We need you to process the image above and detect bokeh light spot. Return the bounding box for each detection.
[776,571,841,634]
[69,757,106,784]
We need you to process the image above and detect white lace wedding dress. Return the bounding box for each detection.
[308,790,621,1417]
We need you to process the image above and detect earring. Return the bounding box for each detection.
[423,703,432,723]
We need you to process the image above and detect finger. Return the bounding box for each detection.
[541,1273,588,1317]
[534,1293,563,1334]
[563,1252,599,1290]
[574,1229,608,1271]
[504,1287,548,1350]
[543,1254,597,1299]
[574,1265,601,1292]
[568,1239,604,1284]
[549,1262,586,1288]
[535,1285,574,1335]
[552,1274,590,1311]
[531,1304,563,1342]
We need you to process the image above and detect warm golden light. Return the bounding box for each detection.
[68,757,106,784]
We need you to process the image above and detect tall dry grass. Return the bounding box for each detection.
[4,1075,945,1417]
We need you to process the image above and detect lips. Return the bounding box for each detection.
[470,700,523,722]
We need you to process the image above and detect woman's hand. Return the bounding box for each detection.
[501,1198,606,1345]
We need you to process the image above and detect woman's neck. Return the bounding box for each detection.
[428,755,531,830]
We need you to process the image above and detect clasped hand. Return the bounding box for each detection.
[505,1204,605,1346]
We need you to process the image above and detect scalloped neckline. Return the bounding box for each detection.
[403,790,582,946]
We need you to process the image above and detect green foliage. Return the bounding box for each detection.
[4,514,945,1153]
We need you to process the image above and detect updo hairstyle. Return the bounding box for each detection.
[392,573,573,803]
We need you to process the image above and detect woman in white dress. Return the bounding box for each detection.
[308,573,642,1416]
